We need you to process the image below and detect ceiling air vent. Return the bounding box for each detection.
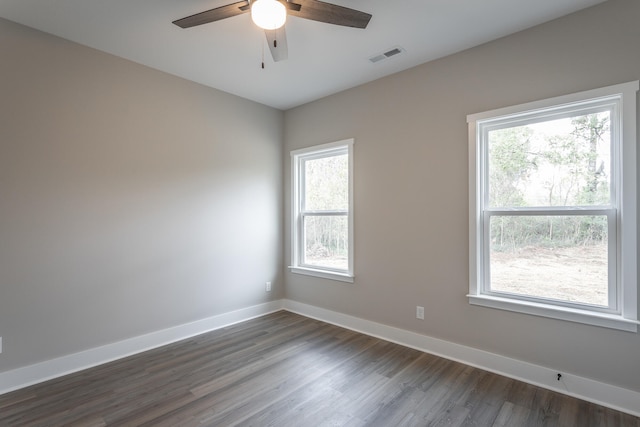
[369,46,405,64]
[384,47,402,57]
[369,54,386,63]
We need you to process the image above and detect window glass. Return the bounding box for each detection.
[489,214,609,307]
[488,111,611,208]
[303,215,348,270]
[303,154,348,211]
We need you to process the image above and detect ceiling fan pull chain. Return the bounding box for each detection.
[261,37,265,69]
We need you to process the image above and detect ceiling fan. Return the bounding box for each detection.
[173,0,372,63]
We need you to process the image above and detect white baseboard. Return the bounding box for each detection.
[0,300,284,395]
[2,298,638,418]
[283,299,640,418]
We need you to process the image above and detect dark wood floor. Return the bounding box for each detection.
[0,311,638,427]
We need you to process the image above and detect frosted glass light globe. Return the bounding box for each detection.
[251,0,287,30]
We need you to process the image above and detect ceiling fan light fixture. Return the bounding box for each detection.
[251,0,287,30]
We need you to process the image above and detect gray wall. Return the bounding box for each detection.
[0,18,284,372]
[284,0,640,392]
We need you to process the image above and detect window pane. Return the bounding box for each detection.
[303,215,348,270]
[489,215,608,306]
[304,154,348,211]
[488,112,611,208]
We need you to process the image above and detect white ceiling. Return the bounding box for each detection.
[0,0,605,110]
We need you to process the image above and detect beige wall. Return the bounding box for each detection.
[0,18,284,372]
[284,0,640,392]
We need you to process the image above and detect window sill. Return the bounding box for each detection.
[289,266,354,283]
[468,294,638,332]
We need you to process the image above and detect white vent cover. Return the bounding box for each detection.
[369,46,406,64]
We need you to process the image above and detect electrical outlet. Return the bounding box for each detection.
[265,282,272,292]
[416,306,424,320]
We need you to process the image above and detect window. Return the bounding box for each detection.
[468,82,638,331]
[290,139,354,282]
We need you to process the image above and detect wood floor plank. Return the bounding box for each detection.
[493,402,532,427]
[0,311,638,427]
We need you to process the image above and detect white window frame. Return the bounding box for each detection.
[290,139,354,283]
[467,82,638,332]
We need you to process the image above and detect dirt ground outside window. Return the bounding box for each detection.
[490,244,608,307]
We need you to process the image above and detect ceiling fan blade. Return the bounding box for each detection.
[173,1,250,28]
[288,0,371,29]
[265,28,288,62]
[282,1,302,12]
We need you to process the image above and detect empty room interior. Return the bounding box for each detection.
[1,0,640,425]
